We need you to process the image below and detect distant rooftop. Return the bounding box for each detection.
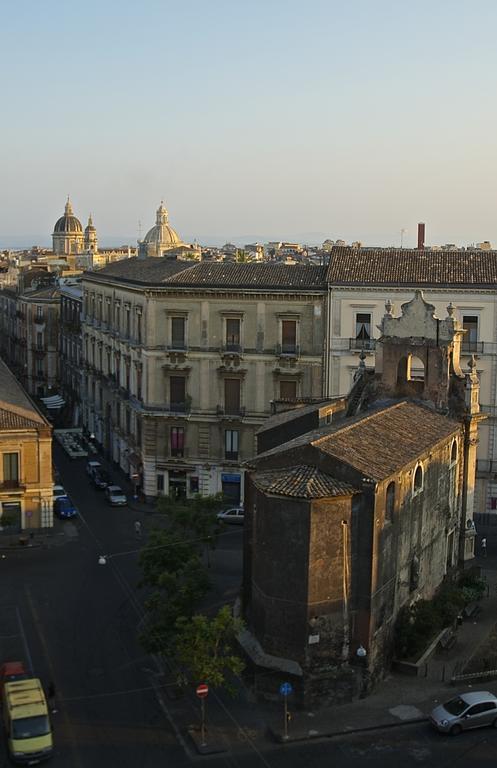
[328,246,497,288]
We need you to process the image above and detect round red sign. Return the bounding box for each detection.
[196,683,209,698]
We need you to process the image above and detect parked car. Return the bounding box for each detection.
[105,485,127,506]
[0,662,30,693]
[430,691,497,735]
[86,460,102,478]
[54,496,77,519]
[53,484,67,500]
[92,469,111,490]
[216,507,244,525]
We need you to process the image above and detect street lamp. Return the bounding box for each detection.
[98,554,107,566]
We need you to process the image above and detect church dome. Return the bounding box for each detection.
[53,199,83,234]
[143,202,181,247]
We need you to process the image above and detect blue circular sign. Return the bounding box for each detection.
[279,682,293,697]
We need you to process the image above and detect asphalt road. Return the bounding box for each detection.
[1,447,497,766]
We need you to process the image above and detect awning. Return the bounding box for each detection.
[41,394,65,409]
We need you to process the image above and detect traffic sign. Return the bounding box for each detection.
[196,683,209,698]
[279,682,292,697]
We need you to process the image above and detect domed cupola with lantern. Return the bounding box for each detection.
[138,201,184,258]
[52,198,85,256]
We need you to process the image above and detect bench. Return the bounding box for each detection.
[463,602,481,620]
[438,628,457,652]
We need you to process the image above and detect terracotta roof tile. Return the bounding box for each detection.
[166,262,328,290]
[86,258,327,290]
[0,407,43,430]
[327,247,497,287]
[252,465,356,499]
[315,401,459,480]
[85,258,192,285]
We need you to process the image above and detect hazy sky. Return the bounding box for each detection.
[1,0,496,247]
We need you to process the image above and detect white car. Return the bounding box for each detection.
[217,507,244,525]
[86,460,101,478]
[53,484,68,500]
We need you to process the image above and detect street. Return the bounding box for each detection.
[1,447,496,767]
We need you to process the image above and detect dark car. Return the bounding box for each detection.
[92,469,111,489]
[54,496,77,519]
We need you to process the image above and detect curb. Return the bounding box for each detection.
[268,715,428,744]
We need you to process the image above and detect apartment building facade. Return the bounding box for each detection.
[324,246,497,517]
[0,359,53,530]
[82,259,327,503]
[59,281,83,426]
[0,282,60,398]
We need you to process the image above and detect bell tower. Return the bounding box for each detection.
[375,291,465,411]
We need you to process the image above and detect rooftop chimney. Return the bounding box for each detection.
[417,222,425,250]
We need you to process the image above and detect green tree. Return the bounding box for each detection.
[139,527,211,653]
[174,606,245,692]
[138,494,225,654]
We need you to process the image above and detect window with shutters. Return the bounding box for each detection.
[171,426,185,457]
[170,376,186,411]
[462,315,479,351]
[171,317,186,350]
[225,319,241,352]
[281,320,297,354]
[225,429,239,460]
[3,453,19,486]
[224,379,241,415]
[279,380,297,400]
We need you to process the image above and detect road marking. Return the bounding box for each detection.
[15,606,33,672]
[25,584,85,768]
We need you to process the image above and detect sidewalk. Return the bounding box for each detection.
[265,559,497,744]
[165,559,497,754]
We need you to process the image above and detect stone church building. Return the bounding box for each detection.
[241,291,483,706]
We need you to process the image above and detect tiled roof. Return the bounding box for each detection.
[165,262,328,290]
[256,400,340,434]
[85,258,192,285]
[315,401,459,480]
[0,360,48,428]
[252,465,356,499]
[23,287,60,299]
[0,407,43,430]
[86,258,327,290]
[327,247,497,287]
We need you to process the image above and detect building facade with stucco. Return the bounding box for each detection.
[0,359,53,530]
[81,259,327,503]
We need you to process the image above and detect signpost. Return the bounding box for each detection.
[196,683,209,746]
[131,472,139,500]
[279,681,293,740]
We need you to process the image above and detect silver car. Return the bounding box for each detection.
[430,691,497,735]
[105,485,127,506]
[216,507,244,525]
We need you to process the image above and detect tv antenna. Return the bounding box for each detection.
[400,228,407,249]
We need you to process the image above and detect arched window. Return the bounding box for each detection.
[413,465,423,494]
[451,440,458,465]
[385,482,395,521]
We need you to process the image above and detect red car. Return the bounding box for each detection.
[0,661,30,693]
